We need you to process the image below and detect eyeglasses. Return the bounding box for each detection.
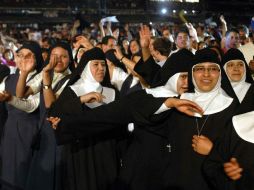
[193,66,220,74]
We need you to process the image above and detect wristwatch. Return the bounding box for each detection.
[43,84,51,90]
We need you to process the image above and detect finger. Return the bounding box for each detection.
[231,174,242,181]
[192,138,197,144]
[227,168,243,178]
[224,165,240,173]
[230,158,239,166]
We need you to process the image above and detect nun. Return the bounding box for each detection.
[159,48,239,190]
[15,41,73,190]
[222,48,253,104]
[203,83,254,190]
[48,49,204,190]
[49,47,124,190]
[0,41,43,190]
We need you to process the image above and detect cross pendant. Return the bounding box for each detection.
[166,144,171,152]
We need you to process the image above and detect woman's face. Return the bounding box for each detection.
[193,62,220,92]
[51,47,70,73]
[16,48,36,70]
[177,72,188,95]
[90,60,106,82]
[225,60,245,82]
[130,40,140,55]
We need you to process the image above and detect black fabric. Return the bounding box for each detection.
[105,49,127,72]
[134,56,161,85]
[222,48,254,84]
[203,84,254,190]
[1,73,40,190]
[151,48,194,87]
[0,64,10,83]
[16,40,44,72]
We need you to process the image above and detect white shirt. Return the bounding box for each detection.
[238,42,254,65]
[111,67,139,91]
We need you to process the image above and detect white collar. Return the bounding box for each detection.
[233,111,254,143]
[70,61,103,97]
[181,64,233,117]
[145,73,180,98]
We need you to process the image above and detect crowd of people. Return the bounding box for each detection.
[0,14,254,190]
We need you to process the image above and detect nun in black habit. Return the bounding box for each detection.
[203,83,254,190]
[0,41,43,190]
[48,49,204,190]
[221,48,253,104]
[158,48,239,190]
[49,47,126,190]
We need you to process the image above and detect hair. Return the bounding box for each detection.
[152,37,172,56]
[101,35,116,45]
[225,28,239,38]
[237,25,249,36]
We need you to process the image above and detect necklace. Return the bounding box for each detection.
[195,115,209,136]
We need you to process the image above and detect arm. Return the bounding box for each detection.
[220,15,227,38]
[42,54,58,108]
[16,54,36,98]
[99,21,105,37]
[0,91,39,113]
[139,24,151,61]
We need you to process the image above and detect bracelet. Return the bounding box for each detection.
[43,84,51,90]
[120,56,125,62]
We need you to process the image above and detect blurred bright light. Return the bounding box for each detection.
[161,8,167,14]
[149,22,153,25]
[173,10,176,13]
[184,10,187,14]
[192,10,195,14]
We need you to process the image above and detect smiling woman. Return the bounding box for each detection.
[192,62,220,92]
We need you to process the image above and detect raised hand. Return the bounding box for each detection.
[220,15,227,25]
[80,92,105,104]
[18,53,35,73]
[192,135,213,155]
[76,35,93,50]
[224,158,243,180]
[139,24,151,48]
[185,22,199,42]
[113,46,124,60]
[43,54,58,72]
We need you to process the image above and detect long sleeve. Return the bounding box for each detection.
[8,93,40,113]
[134,56,161,85]
[52,90,167,139]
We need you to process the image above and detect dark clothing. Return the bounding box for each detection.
[50,90,168,190]
[203,84,254,190]
[0,73,39,190]
[50,87,124,190]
